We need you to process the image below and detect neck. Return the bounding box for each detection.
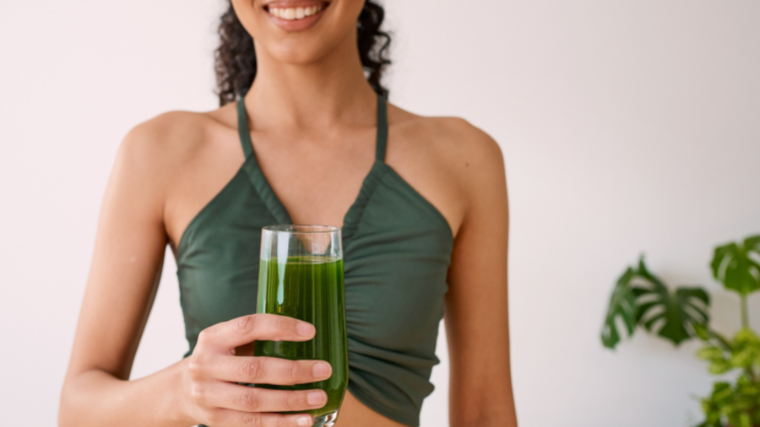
[245,29,378,130]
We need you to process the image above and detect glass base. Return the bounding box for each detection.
[313,411,338,427]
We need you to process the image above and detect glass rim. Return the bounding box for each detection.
[262,224,340,234]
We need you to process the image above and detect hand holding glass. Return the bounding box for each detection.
[254,225,348,427]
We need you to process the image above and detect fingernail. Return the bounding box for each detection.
[297,322,315,337]
[307,391,325,406]
[313,362,332,378]
[297,415,312,426]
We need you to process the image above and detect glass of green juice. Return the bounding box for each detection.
[255,225,348,427]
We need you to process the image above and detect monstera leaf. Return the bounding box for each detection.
[601,267,637,349]
[711,235,760,296]
[601,257,710,349]
[633,259,710,345]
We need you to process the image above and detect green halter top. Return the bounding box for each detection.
[176,95,454,426]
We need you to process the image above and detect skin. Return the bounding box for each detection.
[58,0,517,426]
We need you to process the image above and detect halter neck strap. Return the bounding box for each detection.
[375,95,388,162]
[236,98,254,159]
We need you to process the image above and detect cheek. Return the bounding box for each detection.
[337,0,365,30]
[231,0,267,39]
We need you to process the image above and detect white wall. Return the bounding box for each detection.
[1,1,759,426]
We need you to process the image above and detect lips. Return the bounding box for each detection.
[262,1,330,31]
[267,3,326,20]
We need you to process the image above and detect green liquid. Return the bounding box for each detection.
[254,256,348,417]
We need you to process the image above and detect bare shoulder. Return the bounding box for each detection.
[119,106,233,170]
[389,104,503,173]
[113,104,238,192]
[387,103,506,210]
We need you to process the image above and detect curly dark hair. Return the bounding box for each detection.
[215,1,392,106]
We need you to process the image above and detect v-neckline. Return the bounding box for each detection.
[235,95,389,239]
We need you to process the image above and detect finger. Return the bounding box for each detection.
[213,355,333,385]
[197,314,315,352]
[201,382,327,413]
[205,409,314,427]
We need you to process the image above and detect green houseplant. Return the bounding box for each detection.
[601,235,760,427]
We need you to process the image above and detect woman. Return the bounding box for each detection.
[59,0,516,426]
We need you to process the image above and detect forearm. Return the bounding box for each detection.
[448,384,517,427]
[59,359,193,427]
[451,412,517,427]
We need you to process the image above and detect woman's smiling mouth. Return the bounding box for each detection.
[264,1,331,30]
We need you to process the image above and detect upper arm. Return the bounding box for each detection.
[65,116,180,381]
[443,122,516,424]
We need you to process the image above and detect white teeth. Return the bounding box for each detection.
[269,4,323,20]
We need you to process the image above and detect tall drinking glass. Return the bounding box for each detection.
[255,225,348,427]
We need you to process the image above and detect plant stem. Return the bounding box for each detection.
[748,366,759,384]
[741,294,749,329]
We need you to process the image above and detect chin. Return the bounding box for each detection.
[263,36,346,65]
